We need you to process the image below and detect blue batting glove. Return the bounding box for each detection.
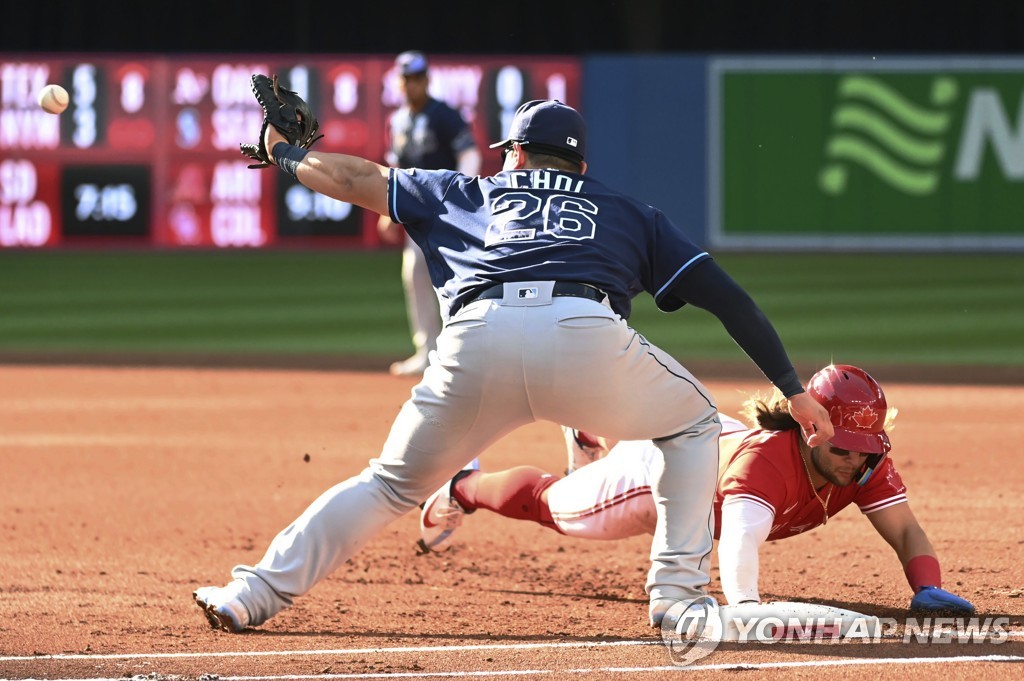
[910,586,975,614]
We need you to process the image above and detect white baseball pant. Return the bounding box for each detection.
[402,233,441,359]
[547,416,748,539]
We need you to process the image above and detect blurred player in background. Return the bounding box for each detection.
[420,365,975,614]
[378,51,481,376]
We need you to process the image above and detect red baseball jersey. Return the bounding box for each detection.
[714,429,907,541]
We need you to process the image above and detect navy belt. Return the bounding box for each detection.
[457,281,606,314]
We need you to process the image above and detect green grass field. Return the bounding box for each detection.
[0,250,1021,370]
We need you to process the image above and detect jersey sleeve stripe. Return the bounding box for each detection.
[550,485,652,521]
[722,493,776,516]
[655,252,711,300]
[388,168,402,223]
[859,494,908,514]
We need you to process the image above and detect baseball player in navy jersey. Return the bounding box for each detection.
[379,51,482,377]
[417,365,974,614]
[194,98,834,632]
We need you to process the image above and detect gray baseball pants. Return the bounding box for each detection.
[228,281,721,625]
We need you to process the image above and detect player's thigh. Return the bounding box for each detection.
[546,452,656,540]
[374,304,533,500]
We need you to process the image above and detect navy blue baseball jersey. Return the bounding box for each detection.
[388,167,710,320]
[386,98,476,171]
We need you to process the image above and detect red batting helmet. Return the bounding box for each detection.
[807,364,891,486]
[807,364,891,455]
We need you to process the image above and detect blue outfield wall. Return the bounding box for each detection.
[586,55,1024,253]
[583,55,710,248]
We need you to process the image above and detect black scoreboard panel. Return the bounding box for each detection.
[60,165,150,237]
[275,175,363,238]
[0,55,582,248]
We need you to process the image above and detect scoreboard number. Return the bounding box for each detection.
[71,63,98,149]
[74,183,138,222]
[61,165,150,237]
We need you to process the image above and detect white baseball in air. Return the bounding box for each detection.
[38,84,70,114]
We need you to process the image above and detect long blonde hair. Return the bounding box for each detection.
[740,390,799,432]
[739,389,898,435]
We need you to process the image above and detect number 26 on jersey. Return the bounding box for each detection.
[486,191,599,247]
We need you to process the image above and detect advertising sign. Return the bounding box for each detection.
[710,58,1024,250]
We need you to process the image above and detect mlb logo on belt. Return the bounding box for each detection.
[518,287,539,299]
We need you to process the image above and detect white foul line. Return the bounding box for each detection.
[1,654,1021,681]
[2,632,1022,663]
[0,639,658,663]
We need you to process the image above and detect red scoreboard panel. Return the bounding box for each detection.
[0,55,581,249]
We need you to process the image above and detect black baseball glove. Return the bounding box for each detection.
[240,73,324,169]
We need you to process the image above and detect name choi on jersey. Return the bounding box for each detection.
[507,170,583,193]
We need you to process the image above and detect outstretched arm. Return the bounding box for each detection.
[670,260,833,446]
[717,497,774,605]
[868,502,974,613]
[266,125,391,217]
[867,502,935,567]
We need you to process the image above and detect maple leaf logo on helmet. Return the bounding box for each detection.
[850,406,879,429]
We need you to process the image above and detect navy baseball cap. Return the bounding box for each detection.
[396,51,429,76]
[489,100,587,162]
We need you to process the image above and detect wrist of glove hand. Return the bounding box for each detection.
[910,586,975,614]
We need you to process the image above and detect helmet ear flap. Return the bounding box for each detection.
[855,452,885,486]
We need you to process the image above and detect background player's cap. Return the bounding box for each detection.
[489,100,587,163]
[806,364,892,454]
[396,51,429,76]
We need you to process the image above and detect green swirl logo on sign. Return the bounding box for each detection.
[819,75,959,196]
[714,59,1024,246]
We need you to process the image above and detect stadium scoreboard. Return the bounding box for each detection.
[0,56,580,248]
